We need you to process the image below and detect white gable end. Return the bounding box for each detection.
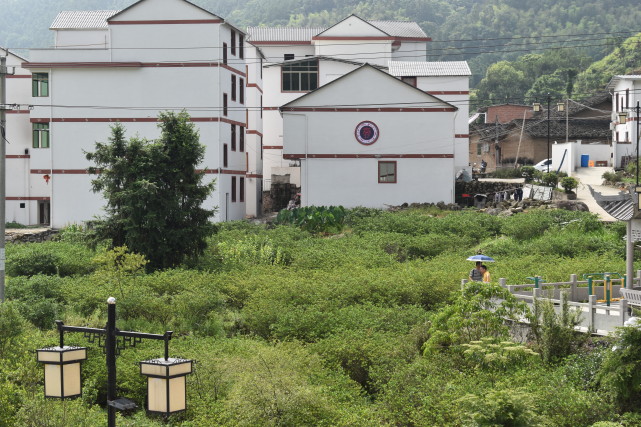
[316,16,388,38]
[109,0,218,22]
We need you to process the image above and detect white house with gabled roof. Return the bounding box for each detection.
[281,64,458,208]
[608,74,641,168]
[19,0,262,227]
[247,16,470,198]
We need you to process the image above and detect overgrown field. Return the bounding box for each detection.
[3,208,641,426]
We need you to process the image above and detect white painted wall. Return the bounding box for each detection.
[314,40,391,66]
[55,30,110,49]
[393,41,426,62]
[301,157,453,207]
[612,78,641,168]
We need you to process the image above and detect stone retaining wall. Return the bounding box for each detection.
[5,228,59,243]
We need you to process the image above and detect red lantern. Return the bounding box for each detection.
[43,174,50,184]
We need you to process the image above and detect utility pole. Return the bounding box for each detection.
[494,115,499,169]
[1,51,9,303]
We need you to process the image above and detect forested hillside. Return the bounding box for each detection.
[2,0,641,101]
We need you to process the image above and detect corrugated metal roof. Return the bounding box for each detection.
[246,27,326,42]
[51,10,119,29]
[388,61,471,77]
[368,20,427,38]
[247,20,427,42]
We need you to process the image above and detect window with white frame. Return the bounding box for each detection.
[33,123,50,148]
[32,73,49,97]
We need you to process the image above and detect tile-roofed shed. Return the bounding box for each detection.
[389,61,471,77]
[368,20,428,39]
[246,27,326,43]
[51,10,118,29]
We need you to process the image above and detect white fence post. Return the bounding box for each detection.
[499,278,506,288]
[570,274,577,301]
[620,299,628,326]
[461,279,468,291]
[588,295,596,332]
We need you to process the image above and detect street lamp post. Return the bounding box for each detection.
[546,95,551,173]
[37,298,192,427]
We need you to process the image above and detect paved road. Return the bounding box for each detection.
[573,167,623,222]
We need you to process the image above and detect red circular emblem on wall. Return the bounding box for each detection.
[355,121,379,145]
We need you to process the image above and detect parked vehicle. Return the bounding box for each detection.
[533,158,552,172]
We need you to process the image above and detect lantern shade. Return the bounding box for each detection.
[533,103,541,112]
[557,102,565,111]
[36,346,87,398]
[140,358,192,415]
[618,111,628,124]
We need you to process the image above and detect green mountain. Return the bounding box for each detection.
[2,0,641,97]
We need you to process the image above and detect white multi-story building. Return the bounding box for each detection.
[4,1,470,226]
[4,50,35,224]
[247,15,470,191]
[608,75,641,168]
[19,0,260,227]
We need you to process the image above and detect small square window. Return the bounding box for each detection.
[284,54,295,61]
[378,161,396,183]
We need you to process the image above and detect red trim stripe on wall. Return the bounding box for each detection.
[246,130,263,137]
[283,153,453,159]
[263,145,283,150]
[6,155,30,159]
[30,168,255,176]
[281,107,456,112]
[7,197,50,201]
[109,19,223,25]
[30,117,247,127]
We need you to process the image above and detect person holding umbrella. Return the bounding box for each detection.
[469,262,483,282]
[467,254,495,282]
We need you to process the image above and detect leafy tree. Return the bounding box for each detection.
[86,111,216,270]
[423,282,529,353]
[475,61,529,106]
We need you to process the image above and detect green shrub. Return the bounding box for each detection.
[276,206,347,233]
[541,171,560,187]
[521,166,536,182]
[596,325,641,411]
[561,176,579,192]
[6,242,96,277]
[529,293,586,363]
[489,167,523,179]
